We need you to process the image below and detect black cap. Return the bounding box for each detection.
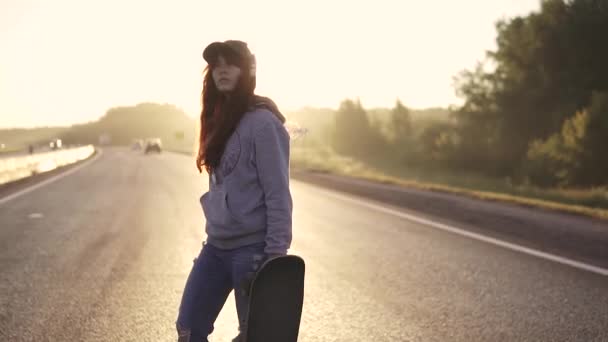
[202,40,253,64]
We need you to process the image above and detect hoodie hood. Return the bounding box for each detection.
[251,95,286,124]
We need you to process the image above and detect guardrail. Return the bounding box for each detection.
[0,145,95,185]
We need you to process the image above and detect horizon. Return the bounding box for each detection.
[0,101,451,131]
[1,0,540,129]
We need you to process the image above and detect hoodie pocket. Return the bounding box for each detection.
[200,189,241,228]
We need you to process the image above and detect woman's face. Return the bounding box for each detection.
[212,55,242,93]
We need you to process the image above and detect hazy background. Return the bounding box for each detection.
[1,0,539,128]
[2,3,608,340]
[2,0,607,201]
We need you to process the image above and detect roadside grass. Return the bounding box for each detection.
[0,147,24,155]
[290,145,608,220]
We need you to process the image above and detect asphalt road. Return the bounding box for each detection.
[0,147,607,341]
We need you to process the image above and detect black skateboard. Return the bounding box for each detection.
[245,255,305,342]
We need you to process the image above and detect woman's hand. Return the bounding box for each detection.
[239,253,285,296]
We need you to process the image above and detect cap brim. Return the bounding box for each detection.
[203,42,231,63]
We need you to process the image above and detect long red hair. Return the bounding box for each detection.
[196,53,256,174]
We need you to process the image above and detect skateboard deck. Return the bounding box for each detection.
[245,255,305,342]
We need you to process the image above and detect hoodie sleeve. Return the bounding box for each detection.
[254,118,293,255]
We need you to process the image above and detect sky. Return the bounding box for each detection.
[0,0,540,128]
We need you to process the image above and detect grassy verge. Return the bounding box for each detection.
[0,147,24,155]
[290,146,608,220]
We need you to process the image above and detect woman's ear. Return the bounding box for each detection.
[250,54,256,77]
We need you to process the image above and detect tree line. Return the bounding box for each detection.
[326,0,608,188]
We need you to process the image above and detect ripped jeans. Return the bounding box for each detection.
[176,241,266,342]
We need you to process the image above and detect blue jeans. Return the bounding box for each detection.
[176,241,266,341]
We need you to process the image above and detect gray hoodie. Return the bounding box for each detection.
[200,105,292,255]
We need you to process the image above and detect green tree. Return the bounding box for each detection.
[417,122,458,166]
[331,99,372,157]
[59,103,196,148]
[388,100,412,143]
[452,0,608,182]
[526,109,589,186]
[577,91,608,185]
[525,91,608,186]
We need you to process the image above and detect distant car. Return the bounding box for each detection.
[49,139,62,150]
[144,138,162,154]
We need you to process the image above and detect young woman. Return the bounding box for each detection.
[176,40,293,342]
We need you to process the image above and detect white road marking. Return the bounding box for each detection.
[303,183,608,277]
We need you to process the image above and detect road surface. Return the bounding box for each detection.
[1,147,607,341]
